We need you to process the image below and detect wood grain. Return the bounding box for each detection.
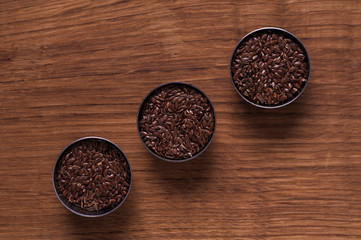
[1,0,361,239]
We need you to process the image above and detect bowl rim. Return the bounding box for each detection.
[136,81,217,162]
[230,27,311,109]
[52,136,132,217]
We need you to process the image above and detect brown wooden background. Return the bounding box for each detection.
[1,0,361,239]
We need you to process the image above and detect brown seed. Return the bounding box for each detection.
[185,120,193,129]
[256,93,265,103]
[279,95,287,101]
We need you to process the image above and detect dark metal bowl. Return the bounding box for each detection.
[52,136,132,217]
[230,27,311,109]
[137,82,216,162]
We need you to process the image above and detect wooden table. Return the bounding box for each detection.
[1,1,361,239]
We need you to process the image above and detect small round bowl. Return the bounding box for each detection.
[230,27,311,109]
[52,137,132,217]
[137,82,216,162]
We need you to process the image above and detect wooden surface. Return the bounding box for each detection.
[1,0,361,239]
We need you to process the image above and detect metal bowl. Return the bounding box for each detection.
[137,82,216,162]
[230,27,311,109]
[52,136,132,217]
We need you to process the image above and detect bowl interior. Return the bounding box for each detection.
[230,27,311,109]
[53,137,132,217]
[137,82,216,162]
